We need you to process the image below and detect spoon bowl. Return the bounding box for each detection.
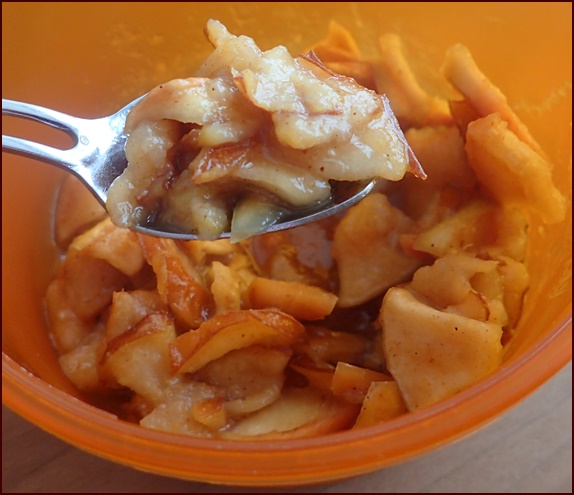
[2,97,377,240]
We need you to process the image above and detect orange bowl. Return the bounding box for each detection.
[2,2,571,486]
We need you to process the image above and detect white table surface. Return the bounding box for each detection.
[2,362,571,493]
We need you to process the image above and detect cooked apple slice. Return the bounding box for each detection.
[353,380,408,428]
[247,277,338,320]
[289,355,336,392]
[465,113,566,224]
[410,254,499,313]
[59,217,146,321]
[124,76,261,146]
[170,309,305,374]
[209,261,242,314]
[405,125,476,189]
[245,219,337,292]
[442,43,543,154]
[305,20,375,89]
[54,174,107,250]
[70,218,145,277]
[396,125,475,222]
[294,325,368,367]
[192,142,331,208]
[195,345,290,416]
[410,253,527,329]
[496,256,530,330]
[182,238,236,264]
[45,278,93,354]
[412,199,529,261]
[220,387,359,440]
[225,385,283,418]
[58,329,106,392]
[190,397,229,431]
[138,235,213,328]
[374,33,453,128]
[102,312,177,404]
[448,99,481,135]
[105,290,166,340]
[58,246,128,321]
[332,193,423,307]
[230,197,286,244]
[330,362,392,405]
[381,287,503,410]
[139,380,220,437]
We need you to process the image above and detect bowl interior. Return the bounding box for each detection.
[2,2,572,486]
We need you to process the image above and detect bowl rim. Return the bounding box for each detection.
[2,307,571,486]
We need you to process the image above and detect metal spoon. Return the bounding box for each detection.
[1,97,377,240]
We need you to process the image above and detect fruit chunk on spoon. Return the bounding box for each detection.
[1,20,424,242]
[1,95,382,240]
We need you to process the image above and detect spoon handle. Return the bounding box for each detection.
[2,98,83,170]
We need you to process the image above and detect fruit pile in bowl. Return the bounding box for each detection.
[2,2,571,486]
